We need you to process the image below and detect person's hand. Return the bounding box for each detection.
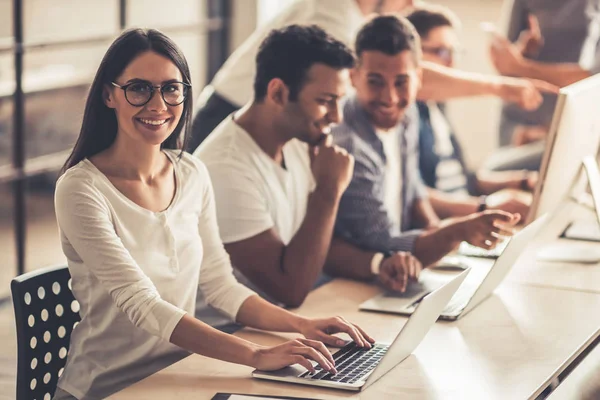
[378,251,422,293]
[451,210,521,249]
[525,171,539,191]
[298,316,375,348]
[490,34,526,77]
[497,76,558,111]
[512,124,548,146]
[485,189,531,221]
[516,14,544,57]
[251,338,337,373]
[310,135,355,200]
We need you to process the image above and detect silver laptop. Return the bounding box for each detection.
[252,269,469,391]
[456,238,509,259]
[360,214,548,321]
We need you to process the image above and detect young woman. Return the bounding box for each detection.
[53,28,373,400]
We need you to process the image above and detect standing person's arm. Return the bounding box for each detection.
[490,35,591,87]
[418,62,558,107]
[209,137,354,307]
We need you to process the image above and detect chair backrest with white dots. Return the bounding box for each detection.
[11,265,81,400]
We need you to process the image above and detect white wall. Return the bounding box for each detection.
[0,0,208,95]
[434,0,506,169]
[230,0,258,51]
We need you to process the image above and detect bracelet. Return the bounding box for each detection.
[370,253,385,275]
[477,195,487,212]
[370,251,395,275]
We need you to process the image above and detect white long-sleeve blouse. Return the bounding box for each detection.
[53,150,255,399]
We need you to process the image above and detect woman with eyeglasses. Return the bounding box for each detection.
[53,28,373,400]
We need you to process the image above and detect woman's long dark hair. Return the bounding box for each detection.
[60,28,193,174]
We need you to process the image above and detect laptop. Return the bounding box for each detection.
[456,238,509,259]
[252,269,469,391]
[360,214,548,321]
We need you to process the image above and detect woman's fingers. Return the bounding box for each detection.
[352,323,375,344]
[334,316,370,348]
[290,354,316,373]
[291,343,335,373]
[297,338,335,365]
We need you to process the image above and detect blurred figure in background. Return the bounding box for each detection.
[487,0,600,171]
[188,0,412,151]
[187,0,552,152]
[406,5,535,220]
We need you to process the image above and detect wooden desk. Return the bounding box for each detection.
[112,279,600,400]
[547,339,600,399]
[507,201,600,294]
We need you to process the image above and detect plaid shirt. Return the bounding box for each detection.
[331,96,427,253]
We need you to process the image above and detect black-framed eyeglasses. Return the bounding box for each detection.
[421,46,464,63]
[111,80,191,107]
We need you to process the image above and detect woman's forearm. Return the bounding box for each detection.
[236,294,308,333]
[169,314,260,367]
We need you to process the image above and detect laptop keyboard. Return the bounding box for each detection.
[299,342,389,384]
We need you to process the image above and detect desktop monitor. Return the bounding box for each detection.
[529,74,600,223]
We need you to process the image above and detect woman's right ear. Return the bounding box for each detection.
[103,85,116,109]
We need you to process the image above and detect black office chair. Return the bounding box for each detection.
[11,265,81,400]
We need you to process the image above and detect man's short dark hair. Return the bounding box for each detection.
[355,15,421,64]
[253,24,355,102]
[406,5,461,39]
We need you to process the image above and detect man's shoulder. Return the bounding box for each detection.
[331,121,361,152]
[195,119,256,167]
[331,122,382,175]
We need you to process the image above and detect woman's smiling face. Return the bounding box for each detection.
[104,50,185,146]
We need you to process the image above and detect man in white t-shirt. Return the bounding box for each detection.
[186,0,554,152]
[195,25,422,322]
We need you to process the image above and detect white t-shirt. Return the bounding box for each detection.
[195,116,316,245]
[210,0,364,106]
[375,129,403,229]
[54,150,255,399]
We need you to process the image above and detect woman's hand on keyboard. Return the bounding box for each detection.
[298,316,375,348]
[251,338,337,373]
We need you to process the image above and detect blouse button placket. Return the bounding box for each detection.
[159,212,179,271]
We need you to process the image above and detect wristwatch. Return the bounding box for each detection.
[520,174,530,191]
[477,195,488,212]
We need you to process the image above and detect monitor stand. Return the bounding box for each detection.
[537,156,600,263]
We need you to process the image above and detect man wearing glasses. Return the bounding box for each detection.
[405,5,535,220]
